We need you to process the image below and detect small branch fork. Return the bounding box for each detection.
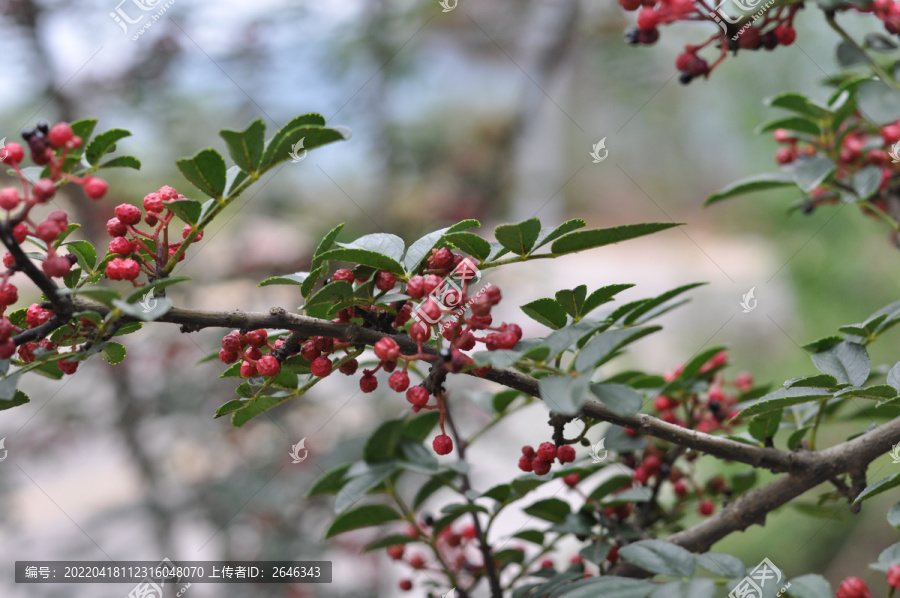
[21,300,900,578]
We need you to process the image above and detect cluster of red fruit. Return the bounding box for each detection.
[219,329,282,378]
[13,304,83,374]
[837,565,900,598]
[618,0,801,82]
[517,441,577,475]
[1,122,109,281]
[385,522,488,593]
[104,185,203,282]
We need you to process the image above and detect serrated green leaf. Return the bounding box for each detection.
[792,156,836,193]
[555,286,587,319]
[492,389,521,413]
[364,419,404,463]
[588,474,632,502]
[785,374,840,389]
[0,389,29,411]
[340,233,405,263]
[259,272,309,287]
[86,128,131,165]
[176,148,228,199]
[101,342,127,365]
[521,298,568,329]
[523,498,571,523]
[756,116,821,137]
[63,240,97,271]
[325,504,402,538]
[311,223,346,268]
[335,463,399,513]
[734,387,832,419]
[166,199,203,225]
[705,172,796,206]
[854,472,900,503]
[619,540,695,578]
[551,223,680,256]
[766,91,831,119]
[581,284,634,316]
[220,118,265,173]
[533,218,587,252]
[99,155,141,170]
[786,574,832,598]
[540,375,591,416]
[624,283,704,325]
[574,326,660,373]
[315,248,405,276]
[590,383,643,417]
[857,79,900,125]
[748,410,782,443]
[260,124,349,171]
[810,341,869,386]
[681,346,727,380]
[696,552,746,578]
[495,218,541,256]
[307,463,352,497]
[443,232,491,262]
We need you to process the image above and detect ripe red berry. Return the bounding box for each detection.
[83,177,108,200]
[0,188,20,211]
[314,336,333,353]
[387,545,404,560]
[618,0,641,10]
[636,7,658,30]
[222,333,243,353]
[245,329,268,348]
[333,268,354,283]
[0,338,15,359]
[406,275,425,299]
[257,355,281,377]
[606,546,619,564]
[42,256,71,278]
[698,499,715,516]
[654,395,676,411]
[418,300,442,323]
[388,370,410,392]
[887,565,900,588]
[109,237,133,256]
[739,26,761,49]
[537,442,557,462]
[143,192,164,214]
[633,466,650,484]
[422,274,442,296]
[1,142,24,164]
[157,185,178,201]
[115,204,142,226]
[360,371,378,393]
[774,25,796,45]
[522,445,535,458]
[240,361,258,378]
[518,455,534,472]
[374,270,396,291]
[107,218,127,237]
[557,445,576,464]
[398,579,413,591]
[218,349,239,364]
[244,347,263,361]
[406,386,429,407]
[35,220,61,243]
[47,122,74,148]
[563,473,580,488]
[409,321,430,342]
[339,359,359,375]
[373,337,400,362]
[428,247,454,270]
[540,559,554,569]
[642,455,662,474]
[0,283,17,306]
[837,577,872,598]
[432,434,453,455]
[532,458,552,476]
[311,356,333,377]
[300,341,320,362]
[58,358,78,375]
[675,52,695,71]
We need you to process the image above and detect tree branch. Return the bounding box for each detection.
[0,222,73,319]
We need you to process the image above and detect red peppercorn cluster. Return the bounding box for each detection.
[517,442,577,475]
[834,565,900,598]
[104,185,204,283]
[385,522,486,593]
[617,0,805,82]
[219,329,282,379]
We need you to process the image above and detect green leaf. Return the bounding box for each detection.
[704,172,796,206]
[307,463,352,497]
[792,156,836,193]
[590,383,643,417]
[0,389,29,411]
[574,326,660,373]
[166,199,203,226]
[0,371,23,401]
[886,362,900,391]
[514,530,545,545]
[220,118,266,173]
[494,217,541,256]
[176,148,228,199]
[85,128,132,165]
[748,410,782,443]
[492,389,521,413]
[650,580,715,598]
[837,40,870,67]
[618,540,695,578]
[230,392,295,427]
[852,165,883,200]
[543,319,607,357]
[810,341,869,386]
[857,79,900,125]
[681,346,727,380]
[556,577,654,598]
[364,419,404,463]
[63,240,97,271]
[696,553,746,578]
[785,374,840,389]
[401,410,442,442]
[551,223,680,256]
[340,233,405,263]
[854,472,900,504]
[756,116,821,137]
[734,387,832,419]
[126,276,191,303]
[325,504,402,538]
[259,272,310,287]
[413,473,458,509]
[588,474,633,502]
[582,284,634,316]
[579,541,612,565]
[533,218,587,251]
[99,155,141,170]
[540,375,591,416]
[58,286,121,307]
[802,335,844,353]
[835,384,897,399]
[260,124,349,171]
[404,226,456,272]
[623,283,704,325]
[872,542,900,572]
[335,463,398,513]
[113,321,143,337]
[101,342,127,365]
[443,232,492,262]
[766,91,831,119]
[786,574,832,598]
[363,534,421,552]
[521,298,568,329]
[301,265,324,298]
[315,248,405,276]
[523,498,571,523]
[303,280,354,318]
[311,223,346,268]
[555,286,587,319]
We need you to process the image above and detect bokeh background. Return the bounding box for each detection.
[1,0,899,596]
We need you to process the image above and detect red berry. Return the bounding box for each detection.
[531,458,552,476]
[739,26,762,48]
[633,466,650,485]
[774,25,796,45]
[675,52,695,71]
[218,349,239,364]
[432,434,453,455]
[389,370,410,392]
[109,237,133,256]
[374,337,400,362]
[606,546,619,563]
[339,359,359,375]
[557,445,576,464]
[58,358,78,375]
[314,336,334,353]
[18,342,36,363]
[406,275,425,299]
[422,274,442,296]
[537,442,557,462]
[240,361,258,378]
[142,192,163,213]
[222,333,243,353]
[3,252,13,268]
[360,371,378,393]
[244,347,262,361]
[418,299,442,323]
[636,7,658,30]
[883,124,900,144]
[406,386,429,407]
[887,565,900,588]
[563,473,580,488]
[518,455,534,472]
[32,179,56,202]
[310,356,333,377]
[157,185,178,201]
[0,188,20,211]
[257,355,281,377]
[619,0,642,10]
[115,204,142,226]
[387,545,404,560]
[624,427,639,437]
[710,350,728,368]
[0,283,18,306]
[300,340,320,362]
[245,329,267,348]
[522,445,535,458]
[398,579,413,591]
[642,455,662,474]
[698,499,715,516]
[0,338,15,359]
[775,147,796,165]
[42,256,71,278]
[708,386,725,402]
[107,218,127,237]
[540,559,554,569]
[333,268,354,283]
[47,122,74,148]
[374,270,396,291]
[83,177,108,200]
[1,142,25,164]
[409,321,430,342]
[428,247,454,270]
[673,480,688,498]
[654,395,676,411]
[837,577,872,598]
[733,372,753,392]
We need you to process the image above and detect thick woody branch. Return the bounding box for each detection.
[0,222,73,320]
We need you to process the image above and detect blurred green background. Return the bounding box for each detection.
[0,0,899,596]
